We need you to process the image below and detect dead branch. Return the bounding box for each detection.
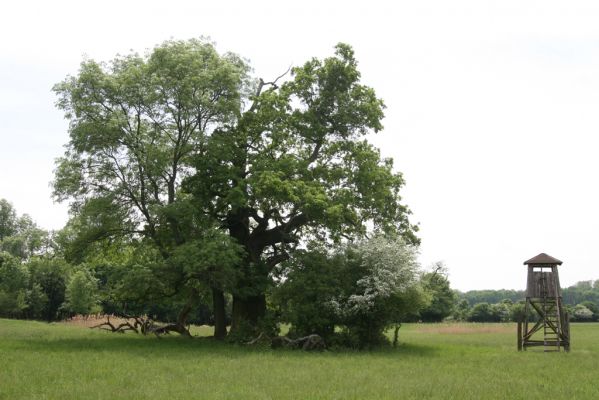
[246,333,326,351]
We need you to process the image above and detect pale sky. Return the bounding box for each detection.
[1,0,598,291]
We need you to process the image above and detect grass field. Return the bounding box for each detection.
[1,319,598,399]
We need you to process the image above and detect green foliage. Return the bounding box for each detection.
[452,298,470,321]
[184,43,418,329]
[27,258,69,321]
[52,39,252,329]
[274,249,343,340]
[52,40,418,334]
[168,230,243,290]
[0,252,29,317]
[453,280,599,323]
[0,199,17,241]
[63,270,101,315]
[276,236,428,348]
[0,199,50,260]
[467,302,500,322]
[52,38,249,247]
[24,283,48,318]
[562,280,599,305]
[509,301,527,322]
[457,289,525,306]
[188,43,417,246]
[0,251,68,321]
[419,262,455,322]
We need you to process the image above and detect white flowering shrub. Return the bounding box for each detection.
[573,304,593,321]
[330,236,421,317]
[328,236,428,347]
[276,236,429,348]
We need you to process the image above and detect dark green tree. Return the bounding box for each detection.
[24,283,48,319]
[186,44,418,334]
[419,262,455,322]
[467,302,500,322]
[28,258,68,321]
[63,270,100,315]
[0,252,29,317]
[274,248,344,340]
[452,298,470,321]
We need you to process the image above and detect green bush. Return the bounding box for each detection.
[275,237,428,348]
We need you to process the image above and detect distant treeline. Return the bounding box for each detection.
[456,280,599,306]
[457,289,525,305]
[451,280,599,323]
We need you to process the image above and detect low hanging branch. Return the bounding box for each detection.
[91,315,142,334]
[92,288,197,338]
[90,315,174,336]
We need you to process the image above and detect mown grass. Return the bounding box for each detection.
[1,319,598,399]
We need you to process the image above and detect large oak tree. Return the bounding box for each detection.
[186,44,418,334]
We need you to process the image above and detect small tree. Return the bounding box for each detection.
[28,258,68,321]
[0,200,49,260]
[509,301,527,322]
[25,283,48,319]
[0,252,29,318]
[467,302,500,322]
[0,199,18,241]
[452,298,470,321]
[419,262,455,322]
[63,270,100,315]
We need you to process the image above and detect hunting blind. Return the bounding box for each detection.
[517,253,570,352]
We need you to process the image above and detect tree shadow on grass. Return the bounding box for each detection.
[17,335,236,358]
[16,328,441,360]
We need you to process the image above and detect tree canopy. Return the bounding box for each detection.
[185,43,418,333]
[52,39,249,336]
[52,39,419,339]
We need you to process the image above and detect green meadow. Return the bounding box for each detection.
[1,319,598,399]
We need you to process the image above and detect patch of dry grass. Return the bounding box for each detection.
[61,314,133,329]
[415,322,513,334]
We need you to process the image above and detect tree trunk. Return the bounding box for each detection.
[230,293,266,334]
[168,288,198,338]
[212,287,227,340]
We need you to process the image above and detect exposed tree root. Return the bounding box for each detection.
[246,333,326,351]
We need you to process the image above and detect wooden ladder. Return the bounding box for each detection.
[541,271,561,352]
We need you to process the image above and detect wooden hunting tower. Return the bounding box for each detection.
[517,253,570,352]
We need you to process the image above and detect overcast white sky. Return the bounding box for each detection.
[1,0,598,291]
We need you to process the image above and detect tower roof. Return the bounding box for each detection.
[523,253,563,265]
